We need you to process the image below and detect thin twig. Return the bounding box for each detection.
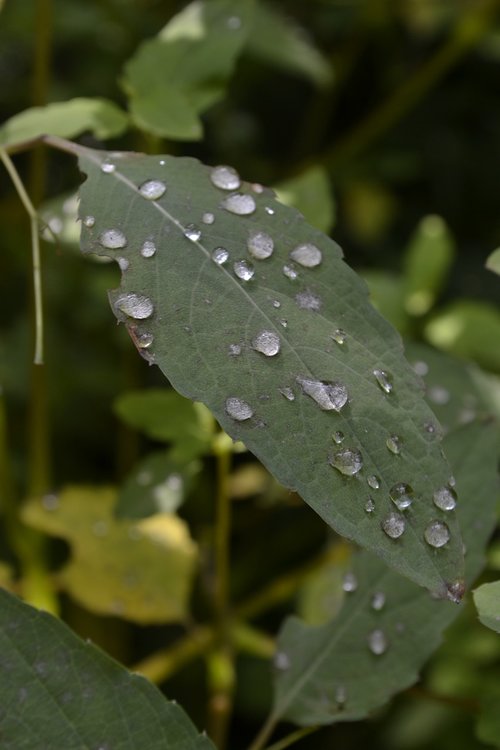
[263,725,321,750]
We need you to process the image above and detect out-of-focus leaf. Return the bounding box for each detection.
[425,301,500,372]
[486,248,500,276]
[116,449,202,519]
[77,146,465,596]
[274,166,335,234]
[114,389,214,460]
[296,552,348,627]
[343,181,396,244]
[477,680,500,748]
[403,215,455,316]
[39,191,80,247]
[0,98,128,150]
[122,0,254,140]
[272,420,499,726]
[362,270,409,333]
[473,581,500,634]
[0,588,215,750]
[22,486,198,624]
[245,2,333,86]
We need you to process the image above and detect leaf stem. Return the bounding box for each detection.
[262,725,321,750]
[214,434,232,622]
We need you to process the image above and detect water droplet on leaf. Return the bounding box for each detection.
[381,512,405,539]
[117,257,129,272]
[428,385,450,405]
[99,229,127,249]
[365,496,376,513]
[373,369,393,394]
[212,247,229,265]
[368,629,388,655]
[371,591,386,611]
[210,165,241,190]
[225,397,253,421]
[280,387,295,401]
[83,215,95,228]
[136,332,154,349]
[433,486,457,511]
[202,212,215,224]
[331,329,347,345]
[228,344,242,356]
[295,290,322,311]
[386,435,402,455]
[184,224,201,242]
[297,377,348,411]
[273,651,290,671]
[139,179,166,200]
[413,360,429,376]
[283,264,298,280]
[248,231,274,260]
[389,482,414,510]
[424,520,450,548]
[252,330,281,357]
[222,193,256,215]
[329,447,363,476]
[114,293,154,320]
[140,239,156,258]
[265,206,275,215]
[234,259,255,281]
[342,572,358,592]
[367,475,380,490]
[100,159,115,174]
[333,431,344,444]
[289,242,322,268]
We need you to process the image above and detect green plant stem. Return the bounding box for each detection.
[132,626,216,684]
[214,438,232,623]
[262,725,320,750]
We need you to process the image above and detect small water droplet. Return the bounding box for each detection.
[83,215,95,228]
[368,629,388,655]
[289,242,322,268]
[233,259,255,281]
[273,651,290,671]
[92,520,108,537]
[212,247,229,265]
[100,159,115,174]
[413,360,429,376]
[228,343,242,356]
[252,330,280,357]
[342,572,358,592]
[225,397,253,421]
[117,257,129,271]
[210,165,241,190]
[329,447,363,476]
[279,319,288,328]
[381,512,405,539]
[365,496,376,513]
[202,212,215,224]
[331,329,347,345]
[99,229,127,249]
[248,231,274,260]
[226,15,242,29]
[272,299,281,308]
[114,293,154,320]
[335,685,347,706]
[222,193,256,215]
[282,264,298,280]
[297,377,348,411]
[373,369,393,394]
[252,182,264,193]
[333,431,344,444]
[367,475,380,490]
[140,239,156,258]
[424,520,450,548]
[184,224,201,242]
[428,385,450,405]
[42,493,59,511]
[449,475,456,487]
[159,159,166,166]
[265,206,275,215]
[139,179,166,200]
[433,486,457,511]
[386,435,402,455]
[136,332,154,349]
[424,420,437,435]
[280,387,295,401]
[295,290,322,311]
[389,482,414,510]
[371,591,386,611]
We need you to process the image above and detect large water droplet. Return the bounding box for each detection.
[222,193,256,215]
[371,591,386,611]
[210,165,241,190]
[381,511,405,539]
[333,431,344,444]
[114,293,154,320]
[329,447,363,476]
[280,387,295,401]
[99,229,127,249]
[424,520,450,548]
[233,259,255,281]
[184,224,201,242]
[433,486,457,511]
[83,215,95,228]
[289,242,322,268]
[140,239,156,258]
[202,212,215,224]
[100,159,115,174]
[389,482,414,510]
[331,329,347,345]
[273,651,290,671]
[248,231,274,260]
[283,264,298,280]
[117,257,129,272]
[139,179,166,200]
[368,629,388,655]
[252,330,281,357]
[386,435,402,455]
[225,397,253,421]
[373,369,393,394]
[367,475,380,490]
[342,572,358,592]
[295,291,322,311]
[297,376,348,411]
[212,247,229,265]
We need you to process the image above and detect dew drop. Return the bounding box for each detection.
[140,239,156,258]
[139,179,166,200]
[272,299,281,308]
[368,629,388,655]
[252,182,264,193]
[389,482,414,510]
[114,293,154,320]
[413,360,429,376]
[184,224,201,242]
[365,496,376,513]
[202,212,215,224]
[225,397,253,421]
[212,247,229,265]
[381,511,405,539]
[159,159,166,166]
[331,329,347,345]
[279,319,288,328]
[136,332,154,349]
[99,229,127,249]
[295,290,322,311]
[228,343,242,357]
[386,435,402,455]
[449,475,456,487]
[283,264,298,280]
[433,486,457,511]
[252,330,281,357]
[428,385,450,405]
[117,257,129,272]
[273,651,290,671]
[210,165,241,190]
[335,685,347,706]
[289,242,322,268]
[83,215,95,228]
[222,193,256,215]
[233,259,255,281]
[367,475,380,490]
[373,369,393,394]
[329,447,363,476]
[333,431,344,444]
[342,572,358,592]
[371,591,386,611]
[297,376,348,411]
[248,231,274,260]
[100,159,115,174]
[280,387,295,401]
[265,206,275,215]
[424,520,450,548]
[42,493,59,511]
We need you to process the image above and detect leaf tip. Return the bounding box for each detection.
[445,578,466,604]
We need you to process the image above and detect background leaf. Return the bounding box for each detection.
[274,166,336,234]
[486,248,500,276]
[77,147,464,596]
[0,587,215,750]
[473,581,500,634]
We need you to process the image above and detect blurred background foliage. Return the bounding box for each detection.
[1,1,500,749]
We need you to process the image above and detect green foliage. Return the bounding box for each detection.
[274,166,335,234]
[486,248,500,276]
[473,581,500,634]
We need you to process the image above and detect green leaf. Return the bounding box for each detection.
[245,2,333,86]
[274,166,335,234]
[272,420,499,726]
[77,146,464,596]
[0,587,215,750]
[486,248,500,276]
[122,0,254,140]
[362,269,409,334]
[477,680,500,748]
[473,581,500,633]
[22,486,198,624]
[403,215,455,316]
[0,98,129,150]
